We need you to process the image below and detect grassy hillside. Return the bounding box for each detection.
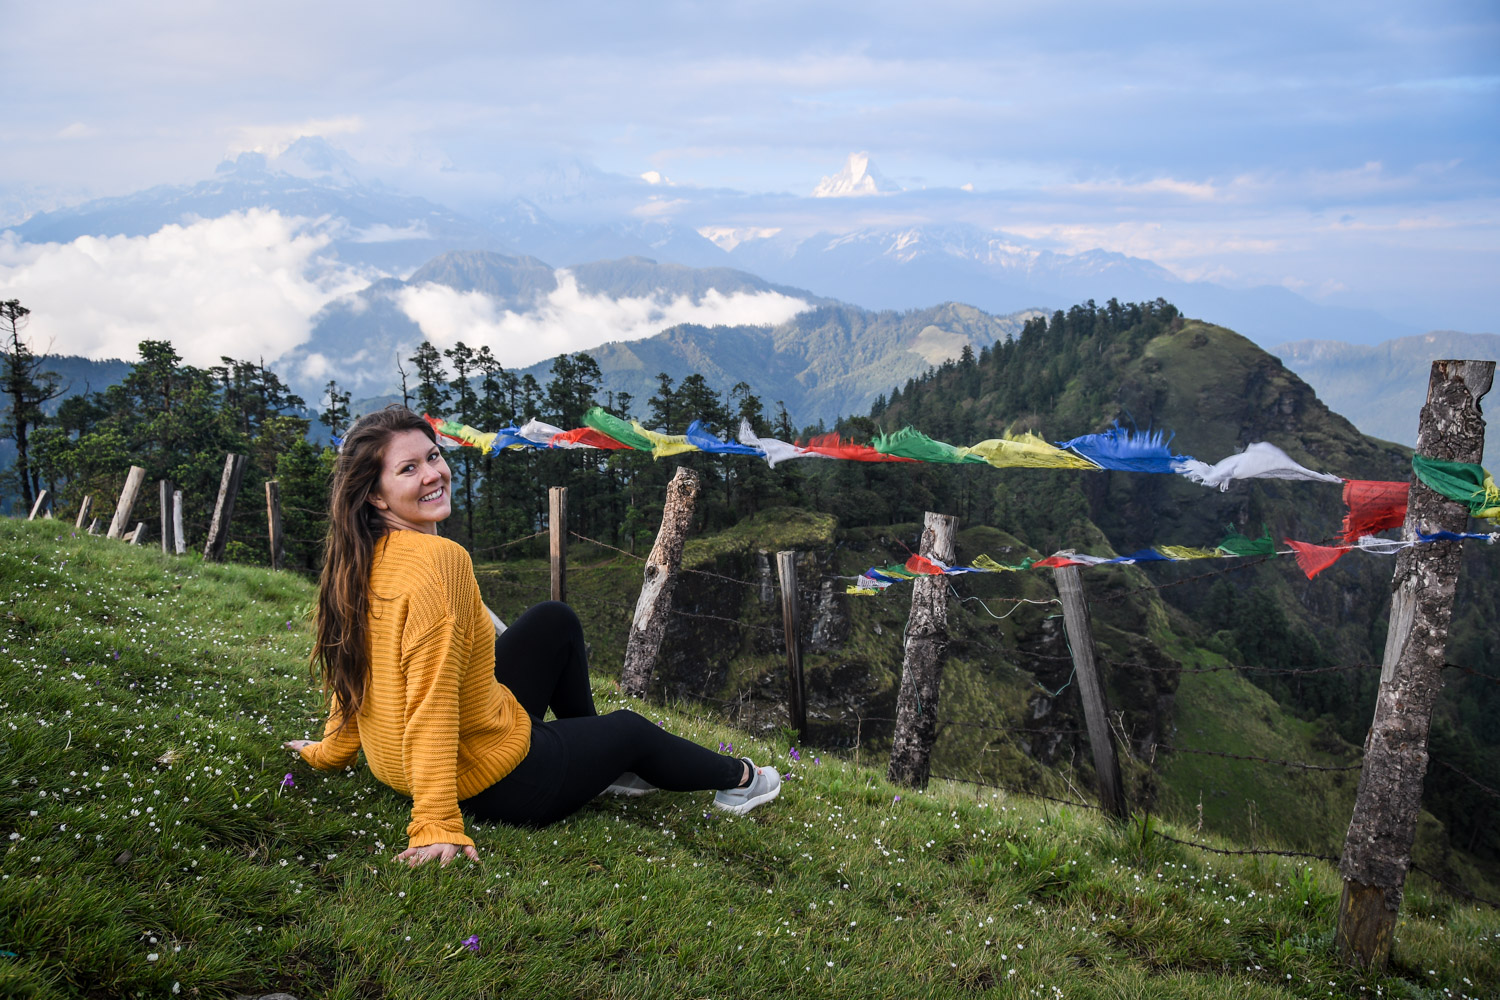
[3,518,1495,999]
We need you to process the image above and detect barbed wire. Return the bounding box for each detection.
[1152,830,1340,863]
[1431,758,1500,801]
[929,771,1103,811]
[1444,661,1500,687]
[567,531,645,563]
[470,530,549,556]
[1149,742,1362,772]
[567,588,783,636]
[1093,555,1277,604]
[1131,661,1381,676]
[1410,862,1500,910]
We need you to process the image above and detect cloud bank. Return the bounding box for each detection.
[395,271,810,368]
[0,210,367,367]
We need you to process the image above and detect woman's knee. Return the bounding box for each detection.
[525,601,583,638]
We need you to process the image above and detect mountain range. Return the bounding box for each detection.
[5,136,1494,447]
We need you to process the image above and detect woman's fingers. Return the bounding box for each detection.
[282,739,316,751]
[393,843,473,867]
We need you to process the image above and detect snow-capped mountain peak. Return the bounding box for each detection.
[812,152,899,198]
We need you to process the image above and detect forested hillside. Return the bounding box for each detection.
[6,297,1497,889]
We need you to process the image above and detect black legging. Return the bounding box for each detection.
[458,602,745,827]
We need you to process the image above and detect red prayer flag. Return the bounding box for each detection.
[800,433,919,462]
[552,427,635,450]
[1341,480,1409,544]
[1032,555,1085,569]
[1285,538,1347,579]
[904,554,947,575]
[423,413,466,444]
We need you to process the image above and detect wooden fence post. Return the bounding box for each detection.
[129,522,146,546]
[204,454,247,562]
[1054,564,1129,819]
[28,491,48,520]
[74,495,92,531]
[266,481,284,571]
[549,486,568,603]
[87,517,101,535]
[776,550,808,743]
[1336,359,1494,971]
[106,466,146,539]
[173,491,186,555]
[159,480,174,555]
[620,467,700,698]
[888,511,957,789]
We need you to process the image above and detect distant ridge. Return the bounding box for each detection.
[1274,330,1500,469]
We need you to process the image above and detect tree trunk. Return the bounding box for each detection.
[204,453,248,562]
[620,467,700,698]
[1336,359,1494,970]
[777,550,807,743]
[1055,564,1128,819]
[107,467,146,540]
[888,511,957,789]
[549,486,568,603]
[265,480,284,571]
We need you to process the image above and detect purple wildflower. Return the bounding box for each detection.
[893,794,902,803]
[286,620,293,630]
[718,741,733,754]
[813,757,822,765]
[112,651,120,660]
[281,773,295,789]
[462,935,480,953]
[789,747,801,762]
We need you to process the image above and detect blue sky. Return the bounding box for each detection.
[3,0,1497,331]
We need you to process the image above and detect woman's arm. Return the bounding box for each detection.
[288,697,362,770]
[398,615,475,850]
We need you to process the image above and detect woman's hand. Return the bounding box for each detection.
[283,739,318,751]
[395,843,479,868]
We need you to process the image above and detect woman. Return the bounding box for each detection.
[285,407,780,867]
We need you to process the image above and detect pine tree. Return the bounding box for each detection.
[1,300,66,510]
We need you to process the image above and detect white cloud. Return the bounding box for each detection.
[395,270,810,368]
[226,116,365,157]
[0,210,367,366]
[350,221,433,243]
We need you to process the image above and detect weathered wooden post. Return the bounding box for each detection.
[549,486,568,603]
[1336,359,1494,970]
[265,480,284,571]
[28,491,48,520]
[159,480,174,555]
[776,550,808,743]
[888,511,957,789]
[106,466,146,539]
[87,517,101,535]
[172,490,186,555]
[74,495,92,531]
[129,522,147,546]
[1054,564,1128,819]
[620,467,700,698]
[204,453,248,562]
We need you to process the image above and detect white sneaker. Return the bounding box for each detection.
[603,772,657,797]
[713,759,782,815]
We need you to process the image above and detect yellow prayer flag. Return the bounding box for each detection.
[966,433,1101,470]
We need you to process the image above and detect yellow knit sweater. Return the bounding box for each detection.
[299,530,532,847]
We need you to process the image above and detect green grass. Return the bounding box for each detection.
[2,518,1497,999]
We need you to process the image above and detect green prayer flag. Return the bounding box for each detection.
[1412,454,1500,519]
[582,407,653,451]
[872,426,988,464]
[1215,525,1278,557]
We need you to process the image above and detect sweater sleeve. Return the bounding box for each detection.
[399,612,473,848]
[301,695,362,771]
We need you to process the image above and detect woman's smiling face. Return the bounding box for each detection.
[369,428,452,533]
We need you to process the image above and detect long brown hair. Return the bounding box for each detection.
[312,406,438,728]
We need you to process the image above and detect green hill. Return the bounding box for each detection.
[3,519,1497,998]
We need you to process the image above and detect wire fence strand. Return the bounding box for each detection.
[1150,743,1362,772]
